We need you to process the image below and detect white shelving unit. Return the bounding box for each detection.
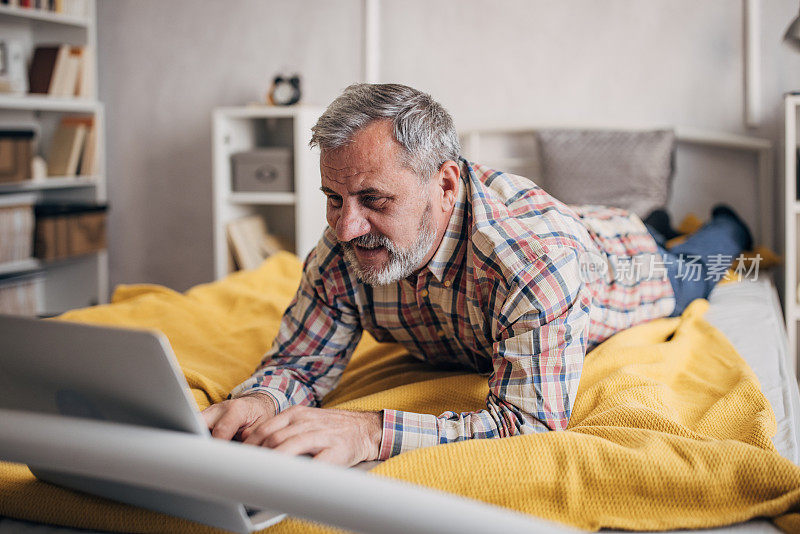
[0,1,108,316]
[0,174,99,192]
[784,95,800,378]
[0,4,90,27]
[212,105,327,280]
[0,93,99,112]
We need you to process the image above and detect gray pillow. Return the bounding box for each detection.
[536,129,675,218]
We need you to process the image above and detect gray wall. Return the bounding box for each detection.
[98,0,800,293]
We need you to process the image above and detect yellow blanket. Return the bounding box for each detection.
[1,252,799,533]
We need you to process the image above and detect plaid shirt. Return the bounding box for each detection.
[230,159,675,459]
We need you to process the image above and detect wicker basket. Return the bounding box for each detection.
[0,194,35,264]
[0,270,41,316]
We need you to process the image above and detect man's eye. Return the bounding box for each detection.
[328,196,342,207]
[363,195,387,208]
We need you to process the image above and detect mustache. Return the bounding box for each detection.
[341,233,395,251]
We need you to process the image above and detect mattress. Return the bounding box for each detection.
[2,277,798,534]
[703,276,800,465]
[614,276,800,534]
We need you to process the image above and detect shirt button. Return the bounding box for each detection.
[443,280,452,288]
[419,289,428,298]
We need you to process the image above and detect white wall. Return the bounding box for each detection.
[98,0,800,292]
[97,0,361,291]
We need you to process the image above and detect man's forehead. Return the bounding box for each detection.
[320,152,408,192]
[320,157,382,189]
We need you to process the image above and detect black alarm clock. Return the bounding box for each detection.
[268,74,302,106]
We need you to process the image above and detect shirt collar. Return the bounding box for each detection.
[424,160,469,283]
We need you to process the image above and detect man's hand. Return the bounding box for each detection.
[241,406,382,467]
[201,392,277,441]
[202,396,382,467]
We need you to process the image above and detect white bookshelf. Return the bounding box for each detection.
[212,105,328,279]
[0,174,99,192]
[0,4,90,27]
[228,191,297,206]
[0,93,99,112]
[0,0,107,316]
[0,258,40,276]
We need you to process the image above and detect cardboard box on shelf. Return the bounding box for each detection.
[0,130,35,183]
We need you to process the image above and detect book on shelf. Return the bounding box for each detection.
[28,44,93,98]
[58,0,88,16]
[28,46,60,94]
[47,115,94,177]
[55,46,81,97]
[77,117,97,175]
[74,46,94,98]
[2,0,89,15]
[225,216,285,271]
[47,45,70,96]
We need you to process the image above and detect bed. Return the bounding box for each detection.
[1,128,798,533]
[1,274,797,534]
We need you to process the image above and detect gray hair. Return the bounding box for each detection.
[310,83,461,181]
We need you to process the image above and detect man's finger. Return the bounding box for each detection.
[271,432,325,457]
[312,448,348,466]
[211,407,248,441]
[241,415,295,446]
[200,403,225,429]
[241,407,296,445]
[260,421,310,449]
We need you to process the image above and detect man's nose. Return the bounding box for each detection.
[335,203,370,242]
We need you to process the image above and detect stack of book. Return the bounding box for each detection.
[0,0,89,16]
[226,216,286,271]
[47,115,97,177]
[28,44,94,98]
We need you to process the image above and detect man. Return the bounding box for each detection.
[202,83,751,466]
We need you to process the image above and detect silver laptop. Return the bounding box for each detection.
[0,313,286,534]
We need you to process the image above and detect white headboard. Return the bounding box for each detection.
[459,127,774,249]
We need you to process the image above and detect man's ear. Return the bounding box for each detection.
[437,160,460,212]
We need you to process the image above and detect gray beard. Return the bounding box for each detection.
[340,203,437,286]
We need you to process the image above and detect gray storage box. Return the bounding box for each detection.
[231,148,293,193]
